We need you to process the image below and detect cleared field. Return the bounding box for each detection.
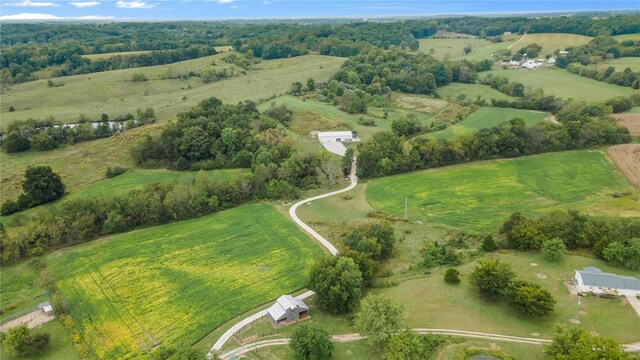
[437,83,517,102]
[418,37,510,61]
[430,30,479,39]
[1,54,345,130]
[604,57,640,72]
[509,33,592,55]
[614,112,640,137]
[81,50,153,61]
[374,252,640,343]
[47,203,324,359]
[486,68,638,101]
[613,33,640,41]
[427,107,549,140]
[608,144,640,187]
[367,151,640,231]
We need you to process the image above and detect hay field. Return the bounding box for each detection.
[509,33,592,55]
[485,68,638,101]
[418,37,509,61]
[1,54,345,130]
[81,50,153,61]
[437,83,517,102]
[427,107,549,140]
[366,151,640,231]
[603,57,640,72]
[47,203,324,359]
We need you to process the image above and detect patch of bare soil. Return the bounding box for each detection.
[608,144,640,187]
[614,113,640,136]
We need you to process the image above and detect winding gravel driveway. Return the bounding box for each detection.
[208,157,356,357]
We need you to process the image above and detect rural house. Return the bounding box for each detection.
[574,266,640,297]
[266,295,309,327]
[317,130,359,156]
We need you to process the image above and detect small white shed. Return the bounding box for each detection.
[317,131,359,144]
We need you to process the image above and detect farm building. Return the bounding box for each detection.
[574,267,640,297]
[548,57,557,63]
[522,60,539,69]
[37,301,54,316]
[317,131,359,156]
[267,295,309,327]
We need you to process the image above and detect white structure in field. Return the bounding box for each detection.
[266,295,309,327]
[317,131,359,156]
[574,266,640,297]
[522,60,539,69]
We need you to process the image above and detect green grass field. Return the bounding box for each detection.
[367,151,640,231]
[426,107,549,140]
[81,50,154,61]
[375,251,640,344]
[46,203,324,359]
[613,33,640,41]
[438,83,517,102]
[1,54,344,130]
[603,57,640,72]
[418,37,511,61]
[486,68,638,101]
[509,33,592,55]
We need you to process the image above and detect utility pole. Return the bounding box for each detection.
[404,197,408,220]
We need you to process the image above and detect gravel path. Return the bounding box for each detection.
[507,33,527,50]
[208,157,356,357]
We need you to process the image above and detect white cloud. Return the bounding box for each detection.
[262,1,272,4]
[70,1,101,8]
[116,0,155,9]
[0,12,62,19]
[4,0,60,7]
[76,15,114,19]
[217,0,233,3]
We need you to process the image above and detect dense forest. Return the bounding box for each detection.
[3,14,640,84]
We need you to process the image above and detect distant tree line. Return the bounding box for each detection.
[566,62,640,88]
[356,98,630,178]
[501,211,640,270]
[2,109,155,154]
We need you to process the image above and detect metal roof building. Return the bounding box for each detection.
[574,266,640,297]
[266,295,309,327]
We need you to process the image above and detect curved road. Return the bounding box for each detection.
[208,157,357,357]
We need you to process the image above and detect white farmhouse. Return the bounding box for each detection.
[317,131,359,156]
[522,60,539,69]
[548,57,556,64]
[574,266,640,297]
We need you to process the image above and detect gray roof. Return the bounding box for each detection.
[577,267,640,291]
[37,301,51,310]
[267,295,308,322]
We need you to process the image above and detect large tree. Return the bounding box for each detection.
[3,325,50,356]
[289,323,334,360]
[306,256,363,313]
[470,259,515,299]
[506,280,556,317]
[385,331,445,360]
[22,165,65,207]
[354,295,405,348]
[546,324,628,360]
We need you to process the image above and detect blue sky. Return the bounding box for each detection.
[1,1,638,20]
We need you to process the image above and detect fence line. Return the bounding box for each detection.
[0,307,39,326]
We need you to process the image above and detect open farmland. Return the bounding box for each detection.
[374,252,640,344]
[47,203,324,359]
[613,33,640,41]
[418,37,511,61]
[437,83,517,102]
[367,151,640,231]
[1,54,345,130]
[427,107,549,140]
[508,33,592,55]
[604,57,640,72]
[485,68,638,101]
[81,50,154,61]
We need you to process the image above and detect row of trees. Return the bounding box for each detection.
[2,109,155,154]
[501,211,640,270]
[566,62,640,88]
[479,74,525,97]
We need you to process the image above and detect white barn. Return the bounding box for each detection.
[574,266,640,297]
[317,131,359,144]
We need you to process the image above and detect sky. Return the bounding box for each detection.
[1,0,638,21]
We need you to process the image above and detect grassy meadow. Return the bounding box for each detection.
[366,151,640,232]
[374,251,640,344]
[418,37,512,61]
[485,68,638,101]
[604,57,640,72]
[46,203,324,359]
[427,107,549,140]
[81,50,153,61]
[508,33,592,55]
[437,83,518,102]
[1,54,345,130]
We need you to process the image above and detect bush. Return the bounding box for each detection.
[444,268,460,284]
[354,295,405,348]
[3,131,31,153]
[481,234,498,252]
[542,237,566,261]
[289,323,334,360]
[131,73,148,82]
[506,280,556,317]
[358,117,376,126]
[105,166,127,178]
[470,259,515,299]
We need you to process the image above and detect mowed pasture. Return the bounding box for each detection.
[366,151,640,231]
[81,50,154,61]
[426,107,549,140]
[485,68,638,101]
[437,83,517,102]
[418,37,510,61]
[509,33,592,55]
[375,252,640,344]
[47,203,324,359]
[604,57,640,72]
[1,54,345,130]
